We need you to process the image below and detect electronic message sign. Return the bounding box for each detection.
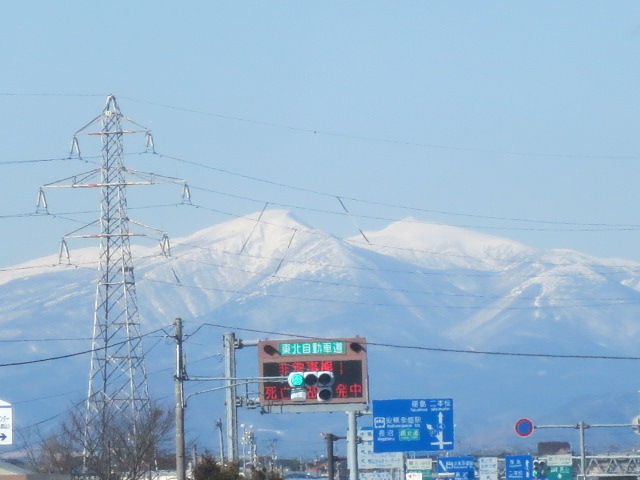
[257,337,368,412]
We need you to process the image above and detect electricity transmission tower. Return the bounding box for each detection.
[38,95,189,471]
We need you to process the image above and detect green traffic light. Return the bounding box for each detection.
[288,372,305,387]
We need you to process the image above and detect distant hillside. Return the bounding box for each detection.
[2,210,640,457]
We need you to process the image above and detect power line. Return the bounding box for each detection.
[197,322,640,361]
[0,327,167,368]
[188,184,640,232]
[4,148,640,232]
[165,218,640,273]
[118,96,640,162]
[152,249,637,304]
[157,150,640,230]
[8,200,640,274]
[0,337,91,343]
[4,92,638,162]
[0,93,105,97]
[142,274,639,311]
[2,219,639,303]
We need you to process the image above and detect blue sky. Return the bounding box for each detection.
[2,2,640,269]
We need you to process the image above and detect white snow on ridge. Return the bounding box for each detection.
[4,209,640,451]
[347,218,534,270]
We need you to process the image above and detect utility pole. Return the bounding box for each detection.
[175,333,275,469]
[346,411,359,480]
[535,421,637,480]
[322,433,346,480]
[175,318,186,480]
[216,418,225,464]
[222,333,260,462]
[224,332,239,462]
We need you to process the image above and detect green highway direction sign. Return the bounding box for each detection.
[546,466,573,480]
[279,340,346,355]
[547,455,573,480]
[407,458,434,480]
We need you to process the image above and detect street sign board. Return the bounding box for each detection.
[373,399,454,453]
[546,466,573,480]
[357,427,404,470]
[257,337,368,412]
[505,455,533,480]
[515,418,535,437]
[406,458,433,480]
[360,473,394,480]
[437,457,474,480]
[0,400,12,446]
[407,459,433,471]
[479,457,498,480]
[547,456,572,467]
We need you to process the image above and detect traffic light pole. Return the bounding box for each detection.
[223,332,239,462]
[174,318,186,480]
[535,421,636,480]
[323,433,346,480]
[347,411,359,480]
[176,328,277,465]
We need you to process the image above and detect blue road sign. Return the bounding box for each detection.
[506,455,534,480]
[515,418,534,437]
[372,399,454,453]
[437,456,475,480]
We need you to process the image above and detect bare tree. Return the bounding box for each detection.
[192,456,242,480]
[29,401,173,480]
[20,428,80,474]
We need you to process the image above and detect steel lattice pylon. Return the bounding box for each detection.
[83,95,150,448]
[38,95,189,475]
[38,95,163,473]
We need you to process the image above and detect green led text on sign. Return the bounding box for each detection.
[280,341,346,356]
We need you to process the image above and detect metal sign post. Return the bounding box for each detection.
[533,421,637,480]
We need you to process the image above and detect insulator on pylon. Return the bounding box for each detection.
[160,234,171,257]
[58,238,71,265]
[145,131,155,153]
[36,188,48,214]
[69,137,81,158]
[182,184,192,204]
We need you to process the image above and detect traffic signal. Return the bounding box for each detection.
[287,372,304,387]
[533,460,547,479]
[287,371,335,402]
[316,371,335,402]
[304,372,319,387]
[287,372,307,402]
[540,461,547,478]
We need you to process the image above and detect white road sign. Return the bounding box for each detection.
[0,399,12,445]
[547,455,572,467]
[479,457,498,480]
[357,427,404,470]
[407,459,433,471]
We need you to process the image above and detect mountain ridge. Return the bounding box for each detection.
[2,209,640,455]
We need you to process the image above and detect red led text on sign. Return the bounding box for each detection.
[261,359,365,403]
[257,337,368,408]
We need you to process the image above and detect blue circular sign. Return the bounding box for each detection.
[515,418,534,437]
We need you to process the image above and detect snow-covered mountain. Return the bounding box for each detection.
[2,210,640,456]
